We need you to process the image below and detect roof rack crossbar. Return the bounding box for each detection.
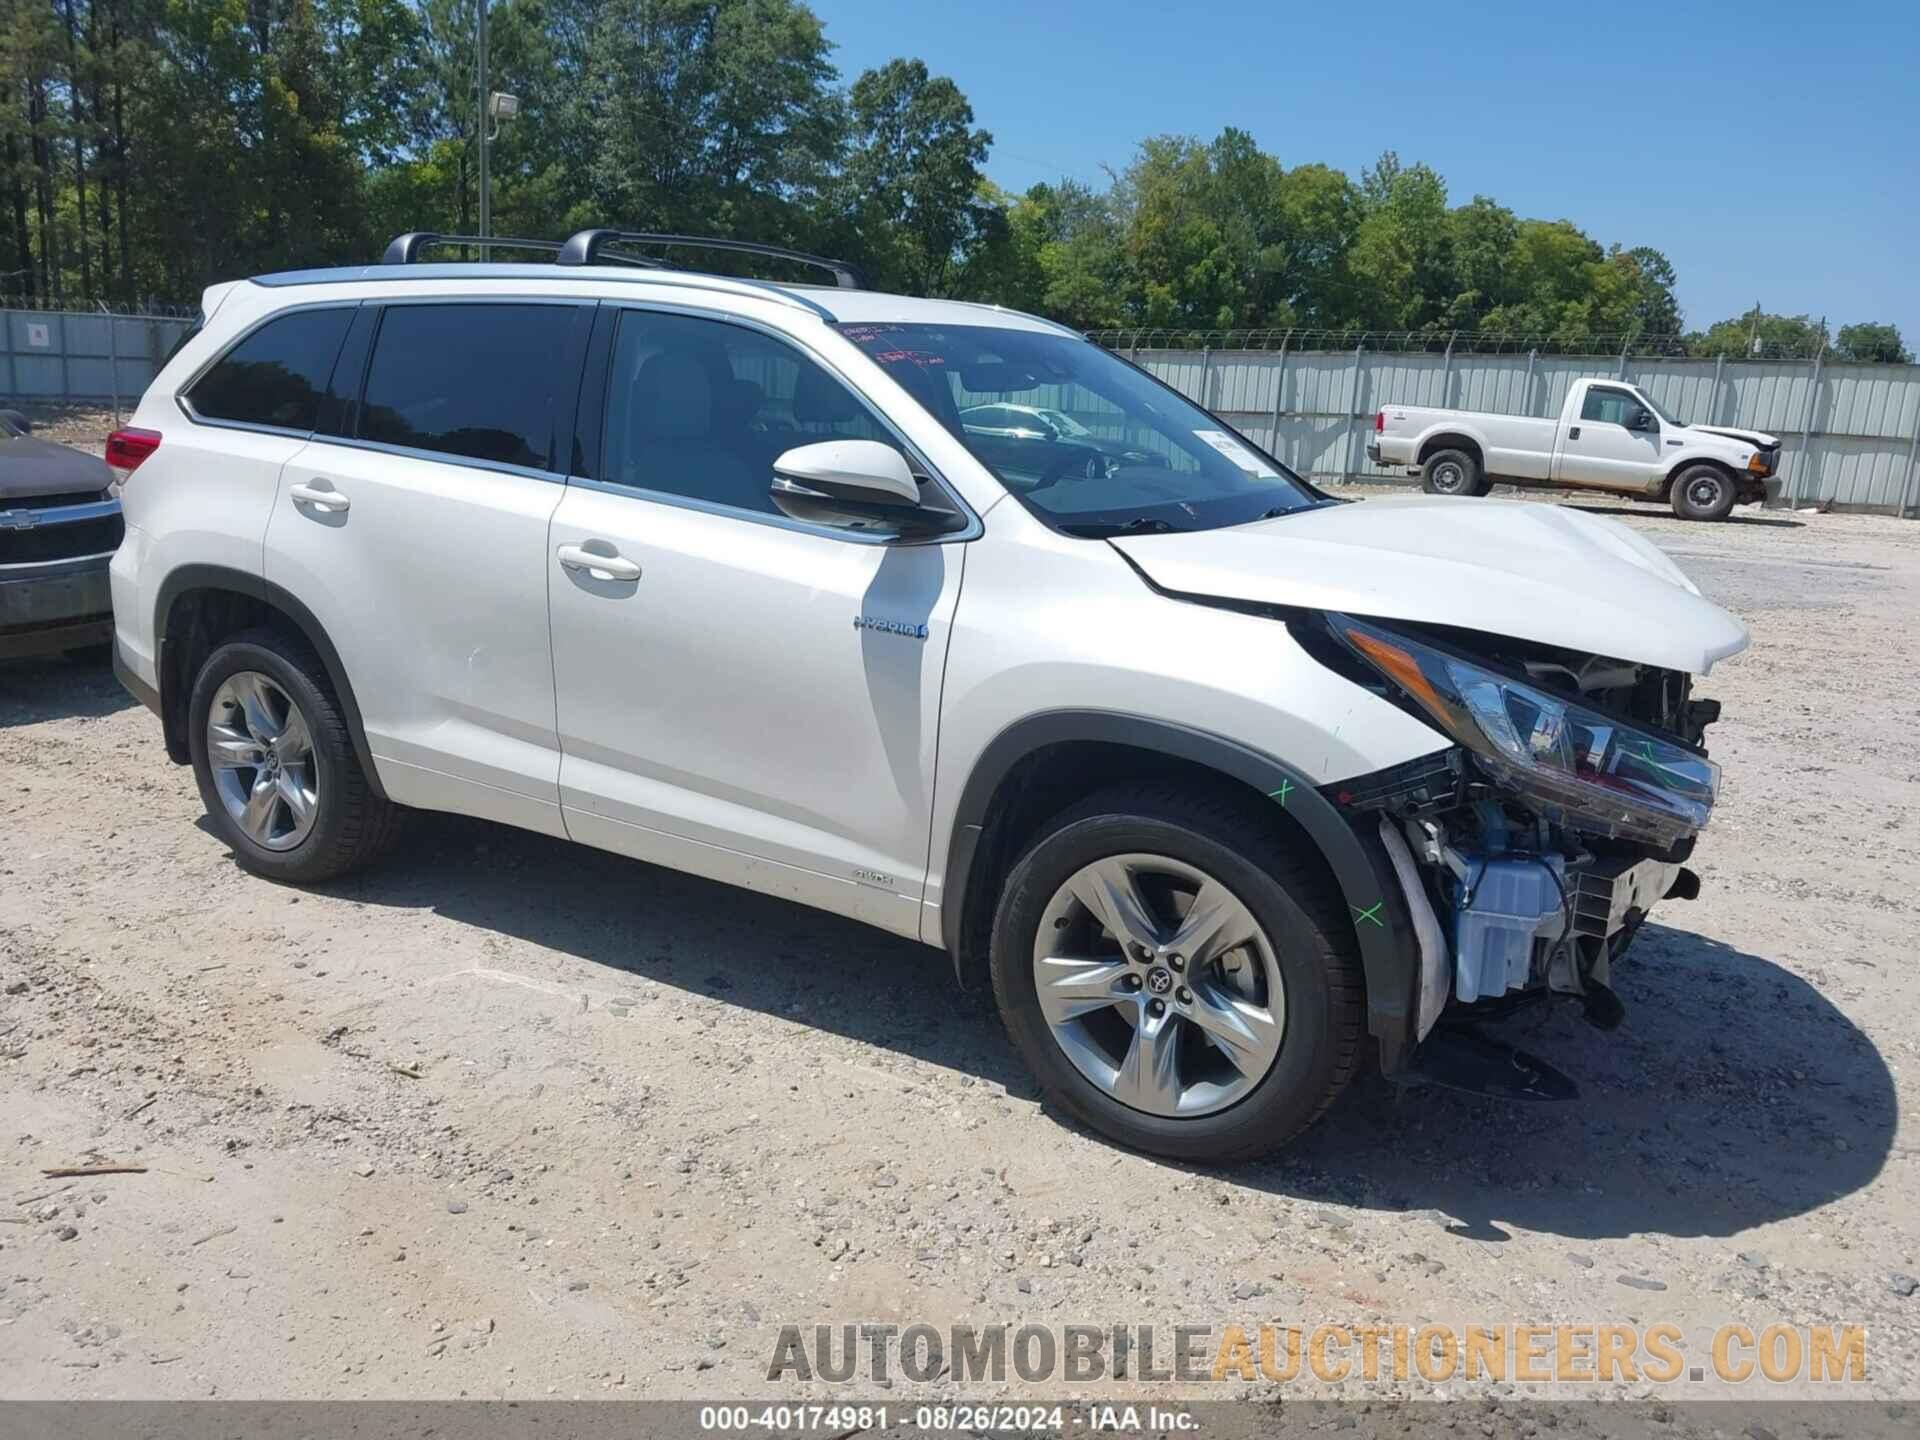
[557,230,866,289]
[382,232,565,264]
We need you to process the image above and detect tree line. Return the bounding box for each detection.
[1,0,1908,361]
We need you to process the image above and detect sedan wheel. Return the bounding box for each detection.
[204,670,319,851]
[1032,852,1286,1118]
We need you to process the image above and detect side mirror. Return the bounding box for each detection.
[770,440,963,538]
[1628,409,1655,432]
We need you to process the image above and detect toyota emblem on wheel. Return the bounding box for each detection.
[1145,966,1174,995]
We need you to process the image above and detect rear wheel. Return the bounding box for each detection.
[1421,447,1485,497]
[187,629,400,883]
[989,783,1365,1162]
[1669,464,1736,521]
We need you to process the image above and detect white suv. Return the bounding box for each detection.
[107,231,1748,1161]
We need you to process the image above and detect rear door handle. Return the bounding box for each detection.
[289,481,350,512]
[557,544,641,582]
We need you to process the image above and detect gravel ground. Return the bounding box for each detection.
[1,495,1917,1406]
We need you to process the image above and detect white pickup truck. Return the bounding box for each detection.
[1368,377,1780,521]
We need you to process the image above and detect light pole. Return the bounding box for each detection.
[474,0,518,260]
[475,0,489,258]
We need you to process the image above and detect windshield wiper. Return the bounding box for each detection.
[1059,516,1181,538]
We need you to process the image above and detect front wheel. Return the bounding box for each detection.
[1668,464,1737,522]
[989,783,1366,1162]
[187,629,401,883]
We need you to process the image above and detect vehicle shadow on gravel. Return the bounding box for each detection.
[340,814,1893,1244]
[0,654,133,726]
[1265,922,1896,1242]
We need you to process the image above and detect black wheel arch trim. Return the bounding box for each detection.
[149,562,389,802]
[940,710,1418,1073]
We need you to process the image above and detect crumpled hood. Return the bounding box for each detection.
[0,433,114,501]
[1694,424,1779,449]
[1113,496,1750,674]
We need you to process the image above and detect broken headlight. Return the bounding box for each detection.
[1330,614,1718,845]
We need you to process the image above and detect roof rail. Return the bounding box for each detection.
[382,233,564,264]
[556,230,866,289]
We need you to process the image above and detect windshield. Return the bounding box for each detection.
[1640,390,1686,428]
[840,323,1320,535]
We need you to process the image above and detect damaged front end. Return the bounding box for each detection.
[1303,612,1726,1099]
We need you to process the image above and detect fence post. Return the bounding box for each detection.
[57,312,69,402]
[100,302,121,426]
[1524,348,1538,415]
[1788,339,1826,507]
[1441,331,1456,408]
[2,310,14,400]
[1899,393,1920,518]
[1200,346,1214,411]
[1710,353,1725,426]
[1344,338,1367,483]
[1616,334,1630,381]
[1269,328,1293,464]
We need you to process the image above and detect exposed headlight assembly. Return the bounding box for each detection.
[1330,614,1718,846]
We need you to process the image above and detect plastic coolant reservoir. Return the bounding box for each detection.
[1452,856,1567,1004]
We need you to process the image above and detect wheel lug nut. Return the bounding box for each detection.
[1130,944,1150,962]
[1168,954,1184,970]
[1176,987,1191,1004]
[1122,974,1142,991]
[1146,999,1166,1018]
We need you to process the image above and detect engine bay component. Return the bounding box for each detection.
[1451,854,1569,1003]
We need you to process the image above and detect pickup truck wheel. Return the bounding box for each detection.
[1422,448,1484,497]
[187,629,401,884]
[988,782,1365,1162]
[1669,464,1736,522]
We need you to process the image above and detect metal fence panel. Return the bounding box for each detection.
[1124,345,1920,516]
[1,306,196,407]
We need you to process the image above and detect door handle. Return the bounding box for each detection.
[1567,426,1581,440]
[289,481,350,512]
[557,544,641,582]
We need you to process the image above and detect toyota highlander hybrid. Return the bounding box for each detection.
[105,230,1747,1160]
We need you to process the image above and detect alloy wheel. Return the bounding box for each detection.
[1031,853,1287,1117]
[206,670,319,851]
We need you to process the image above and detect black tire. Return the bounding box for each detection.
[988,782,1366,1163]
[187,628,401,883]
[1668,464,1737,522]
[1421,447,1485,497]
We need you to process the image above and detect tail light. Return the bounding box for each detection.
[1373,410,1385,432]
[105,428,161,490]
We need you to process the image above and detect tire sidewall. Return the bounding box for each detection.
[1423,449,1479,497]
[992,811,1344,1159]
[1671,465,1735,522]
[187,639,348,879]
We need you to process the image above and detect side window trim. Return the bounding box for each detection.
[575,300,980,545]
[331,297,593,480]
[175,301,359,440]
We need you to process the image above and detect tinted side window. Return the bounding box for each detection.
[602,310,893,514]
[188,308,353,431]
[359,304,578,469]
[1580,387,1641,426]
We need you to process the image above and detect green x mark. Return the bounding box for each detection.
[1353,902,1385,928]
[1268,779,1295,807]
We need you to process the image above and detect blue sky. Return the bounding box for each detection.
[822,0,1919,342]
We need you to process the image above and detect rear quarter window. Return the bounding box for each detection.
[186,308,355,432]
